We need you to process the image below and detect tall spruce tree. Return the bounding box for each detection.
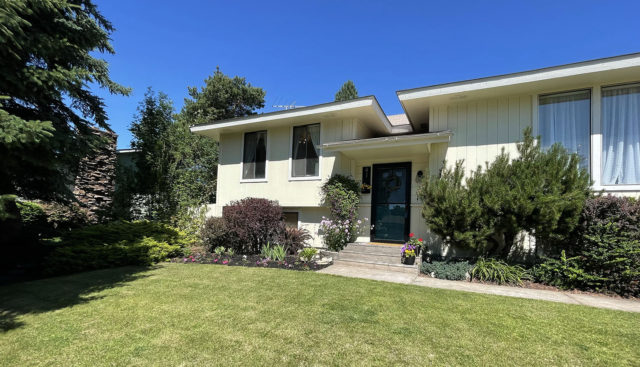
[334,80,358,101]
[0,0,130,200]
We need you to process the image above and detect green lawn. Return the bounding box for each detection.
[1,264,639,366]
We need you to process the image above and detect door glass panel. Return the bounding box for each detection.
[373,204,406,241]
[373,168,407,204]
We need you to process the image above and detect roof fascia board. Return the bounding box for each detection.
[397,52,640,101]
[191,96,381,133]
[323,131,452,152]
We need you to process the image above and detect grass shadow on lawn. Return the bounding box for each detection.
[0,266,154,332]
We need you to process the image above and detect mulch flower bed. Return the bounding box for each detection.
[169,253,333,271]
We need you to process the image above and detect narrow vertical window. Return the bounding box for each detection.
[602,83,640,185]
[242,131,267,180]
[539,90,591,170]
[292,123,320,177]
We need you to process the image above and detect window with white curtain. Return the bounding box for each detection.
[242,130,267,180]
[538,90,591,170]
[601,83,640,185]
[291,123,320,177]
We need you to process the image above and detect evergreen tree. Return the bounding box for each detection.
[181,66,265,125]
[130,89,174,193]
[0,0,130,200]
[418,127,592,258]
[116,69,265,233]
[334,80,358,101]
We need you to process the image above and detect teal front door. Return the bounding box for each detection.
[370,162,411,243]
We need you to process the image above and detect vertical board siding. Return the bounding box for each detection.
[429,95,532,177]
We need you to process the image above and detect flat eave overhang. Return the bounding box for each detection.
[189,96,396,139]
[397,52,640,102]
[322,130,452,152]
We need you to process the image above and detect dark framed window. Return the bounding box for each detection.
[291,123,320,177]
[242,130,267,180]
[283,212,299,228]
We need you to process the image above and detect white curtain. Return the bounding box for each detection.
[539,90,591,170]
[602,84,640,185]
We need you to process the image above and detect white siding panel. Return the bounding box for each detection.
[476,100,489,169]
[429,95,533,178]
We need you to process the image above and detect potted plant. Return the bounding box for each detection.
[407,233,425,257]
[401,243,416,265]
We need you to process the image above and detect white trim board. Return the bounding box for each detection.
[397,52,640,101]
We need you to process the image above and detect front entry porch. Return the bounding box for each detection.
[326,242,418,274]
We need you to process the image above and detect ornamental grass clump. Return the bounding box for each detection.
[471,257,528,285]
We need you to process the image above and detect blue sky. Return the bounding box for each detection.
[93,0,640,149]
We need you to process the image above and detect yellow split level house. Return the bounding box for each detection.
[191,52,640,252]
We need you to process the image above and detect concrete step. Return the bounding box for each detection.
[337,251,401,264]
[344,243,403,256]
[333,259,419,274]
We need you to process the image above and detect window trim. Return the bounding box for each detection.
[533,81,640,192]
[596,81,640,188]
[537,88,592,174]
[240,129,269,183]
[288,122,322,181]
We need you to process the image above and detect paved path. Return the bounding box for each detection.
[318,264,640,313]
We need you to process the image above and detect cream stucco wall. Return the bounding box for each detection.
[215,118,370,208]
[209,117,376,248]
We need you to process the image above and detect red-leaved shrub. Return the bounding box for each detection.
[223,198,285,254]
[578,195,640,240]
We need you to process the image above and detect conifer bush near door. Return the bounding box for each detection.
[418,127,591,258]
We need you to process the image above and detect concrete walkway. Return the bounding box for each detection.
[318,264,640,313]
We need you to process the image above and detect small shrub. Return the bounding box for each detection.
[16,200,46,225]
[421,260,471,280]
[534,223,640,296]
[223,198,285,254]
[578,195,640,239]
[0,194,19,221]
[324,174,360,195]
[299,247,318,262]
[42,220,190,275]
[260,243,273,259]
[39,201,89,232]
[531,250,603,290]
[278,227,312,254]
[471,258,528,285]
[201,217,230,252]
[320,174,362,251]
[214,246,226,256]
[532,196,640,297]
[578,222,640,296]
[271,244,286,261]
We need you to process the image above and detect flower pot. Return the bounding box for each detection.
[403,256,415,265]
